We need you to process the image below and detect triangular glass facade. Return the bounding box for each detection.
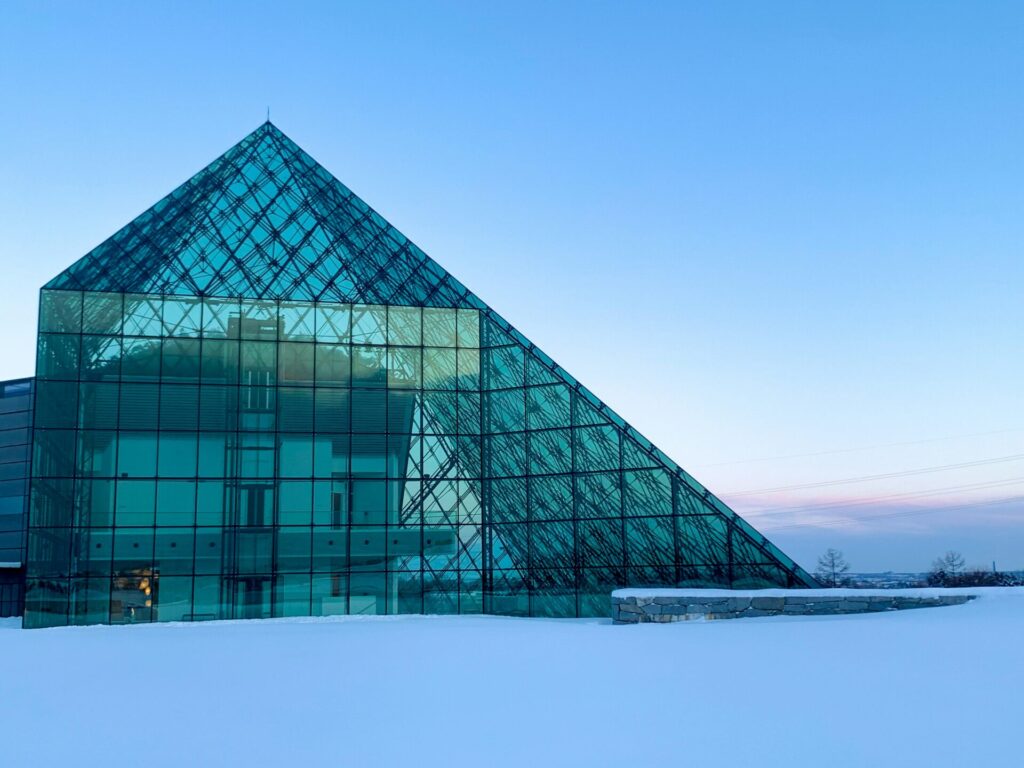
[26,124,814,628]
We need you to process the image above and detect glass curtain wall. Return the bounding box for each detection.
[0,378,32,617]
[26,289,810,628]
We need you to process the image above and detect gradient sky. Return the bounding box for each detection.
[2,2,1022,572]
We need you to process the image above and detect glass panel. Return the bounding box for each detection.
[574,425,620,472]
[154,529,195,575]
[624,469,673,517]
[112,528,154,571]
[82,292,123,335]
[240,341,277,385]
[279,342,316,385]
[154,576,193,621]
[78,382,118,430]
[423,308,457,347]
[36,333,80,380]
[489,479,528,528]
[32,429,76,478]
[197,433,227,478]
[312,573,347,615]
[162,297,202,338]
[121,337,162,381]
[625,517,675,566]
[162,339,202,381]
[387,306,421,346]
[240,300,278,340]
[156,481,196,526]
[193,531,224,575]
[201,297,240,339]
[352,345,387,388]
[30,478,73,528]
[314,389,350,433]
[312,527,348,573]
[80,335,121,381]
[527,385,571,430]
[315,304,351,343]
[70,577,111,625]
[192,575,225,620]
[422,348,457,390]
[201,339,238,383]
[486,390,526,433]
[279,481,314,525]
[35,381,78,429]
[115,480,156,526]
[123,294,163,337]
[76,480,115,527]
[351,480,386,524]
[279,302,316,341]
[40,290,82,333]
[280,435,314,478]
[196,482,225,526]
[529,429,571,475]
[277,527,311,572]
[351,305,386,345]
[198,386,237,432]
[388,347,420,389]
[529,475,572,521]
[457,392,481,434]
[579,519,624,567]
[456,349,480,390]
[275,573,312,616]
[351,390,385,433]
[27,529,72,576]
[315,343,350,387]
[278,388,314,432]
[456,308,480,348]
[117,432,157,477]
[160,384,199,430]
[484,344,524,390]
[119,383,159,430]
[575,471,621,519]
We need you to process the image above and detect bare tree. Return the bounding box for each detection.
[929,548,966,585]
[932,550,965,580]
[815,548,851,587]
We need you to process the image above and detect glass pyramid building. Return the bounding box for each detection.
[26,123,814,627]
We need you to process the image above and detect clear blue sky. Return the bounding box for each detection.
[2,1,1022,572]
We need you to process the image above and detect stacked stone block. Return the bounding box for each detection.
[612,593,974,623]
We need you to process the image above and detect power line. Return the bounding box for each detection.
[695,427,1024,469]
[737,475,1024,521]
[762,494,1024,532]
[723,452,1024,497]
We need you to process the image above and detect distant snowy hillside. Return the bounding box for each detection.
[1,588,1021,767]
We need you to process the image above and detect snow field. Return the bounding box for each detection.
[1,588,1020,767]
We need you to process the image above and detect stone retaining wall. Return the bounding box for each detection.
[612,593,974,623]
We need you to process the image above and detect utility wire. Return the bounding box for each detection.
[695,427,1024,469]
[723,452,1024,497]
[762,494,1024,532]
[736,475,1024,520]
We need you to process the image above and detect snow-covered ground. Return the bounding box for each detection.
[1,588,1020,767]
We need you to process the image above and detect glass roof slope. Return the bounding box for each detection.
[44,122,478,307]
